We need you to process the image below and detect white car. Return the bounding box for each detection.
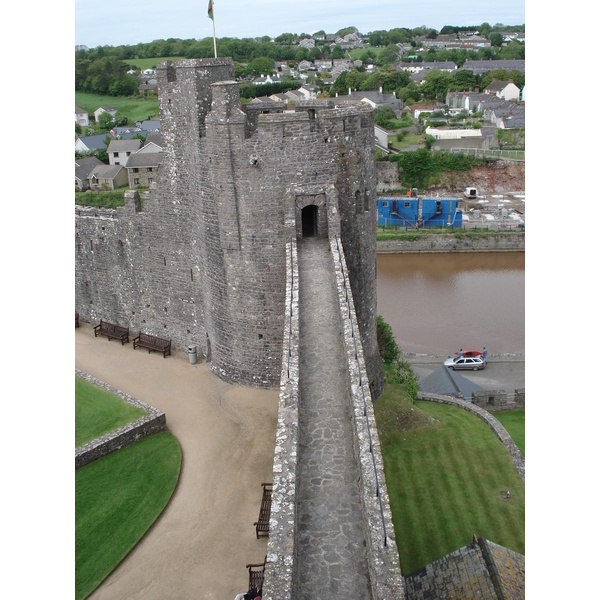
[444,356,487,371]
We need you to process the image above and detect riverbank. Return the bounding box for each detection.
[377,232,525,254]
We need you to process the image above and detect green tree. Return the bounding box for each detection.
[421,70,453,101]
[377,315,400,365]
[98,111,115,130]
[377,44,400,66]
[247,57,275,76]
[490,32,504,47]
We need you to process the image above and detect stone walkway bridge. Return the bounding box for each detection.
[262,236,404,599]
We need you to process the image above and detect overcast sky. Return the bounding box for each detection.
[75,0,525,48]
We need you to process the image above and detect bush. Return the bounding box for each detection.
[377,315,400,365]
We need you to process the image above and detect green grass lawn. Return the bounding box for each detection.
[75,431,182,599]
[75,91,159,124]
[374,390,525,576]
[494,408,525,456]
[76,377,147,447]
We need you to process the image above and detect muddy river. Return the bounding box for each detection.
[377,252,525,356]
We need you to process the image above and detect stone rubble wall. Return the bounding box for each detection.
[417,392,525,482]
[76,58,383,394]
[377,233,524,253]
[262,238,299,600]
[75,369,166,469]
[471,388,525,411]
[330,234,405,599]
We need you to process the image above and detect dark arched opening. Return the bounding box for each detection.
[302,205,318,237]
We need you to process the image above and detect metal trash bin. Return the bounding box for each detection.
[188,345,197,365]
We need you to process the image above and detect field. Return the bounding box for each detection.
[75,91,159,124]
[374,390,525,575]
[75,377,182,599]
[495,408,525,456]
[75,376,147,446]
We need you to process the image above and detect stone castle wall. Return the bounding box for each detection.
[75,57,383,393]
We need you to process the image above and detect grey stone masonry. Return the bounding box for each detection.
[262,238,300,600]
[76,57,383,395]
[417,392,525,483]
[404,535,524,599]
[75,369,166,468]
[377,233,524,254]
[295,236,371,599]
[331,235,404,599]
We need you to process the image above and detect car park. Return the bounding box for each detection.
[445,356,487,371]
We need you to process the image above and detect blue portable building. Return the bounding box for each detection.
[377,194,462,228]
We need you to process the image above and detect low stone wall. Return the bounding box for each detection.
[471,388,525,411]
[417,391,525,482]
[75,370,166,469]
[263,238,300,600]
[377,232,524,254]
[331,235,405,598]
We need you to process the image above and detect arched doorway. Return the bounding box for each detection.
[302,204,318,237]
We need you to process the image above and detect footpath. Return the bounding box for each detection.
[76,324,279,600]
[295,237,371,599]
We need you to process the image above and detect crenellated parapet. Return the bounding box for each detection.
[75,57,382,395]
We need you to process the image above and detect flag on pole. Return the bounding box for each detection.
[208,0,214,20]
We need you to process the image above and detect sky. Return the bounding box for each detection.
[74,0,525,48]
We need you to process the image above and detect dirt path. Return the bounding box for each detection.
[76,323,279,600]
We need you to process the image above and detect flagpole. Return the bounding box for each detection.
[208,0,217,58]
[213,17,217,58]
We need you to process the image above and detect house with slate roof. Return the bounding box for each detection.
[75,156,103,191]
[125,151,162,188]
[106,138,143,166]
[75,106,89,127]
[484,79,521,101]
[94,106,117,123]
[88,164,128,191]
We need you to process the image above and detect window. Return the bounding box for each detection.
[132,168,139,173]
[382,201,388,208]
[134,178,140,185]
[404,201,411,208]
[126,152,131,156]
[147,167,153,172]
[148,178,154,184]
[113,152,118,157]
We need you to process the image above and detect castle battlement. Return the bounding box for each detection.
[76,57,383,396]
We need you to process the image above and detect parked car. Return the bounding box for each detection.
[455,350,482,358]
[445,356,487,371]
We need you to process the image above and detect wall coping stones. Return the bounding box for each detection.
[262,238,299,600]
[75,369,166,469]
[331,234,405,599]
[417,391,525,482]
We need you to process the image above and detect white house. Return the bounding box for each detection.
[106,139,142,166]
[75,106,89,127]
[94,106,117,123]
[484,80,521,102]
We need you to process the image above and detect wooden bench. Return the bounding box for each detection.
[133,332,172,358]
[94,320,129,345]
[253,482,273,539]
[246,556,266,594]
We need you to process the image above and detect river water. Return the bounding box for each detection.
[377,252,525,356]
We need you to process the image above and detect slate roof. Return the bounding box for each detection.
[125,152,162,169]
[418,365,483,400]
[75,156,103,181]
[107,139,143,153]
[89,164,125,180]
